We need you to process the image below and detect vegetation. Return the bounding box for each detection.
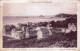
[3,31,77,48]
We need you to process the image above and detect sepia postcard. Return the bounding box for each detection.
[0,0,80,51]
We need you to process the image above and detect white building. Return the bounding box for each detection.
[68,23,77,32]
[61,23,77,33]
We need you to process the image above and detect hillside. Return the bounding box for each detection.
[55,13,77,18]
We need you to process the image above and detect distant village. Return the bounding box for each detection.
[3,14,77,40]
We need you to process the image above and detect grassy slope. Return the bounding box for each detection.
[3,31,77,48]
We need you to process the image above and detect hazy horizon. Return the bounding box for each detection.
[3,17,67,25]
[3,13,77,17]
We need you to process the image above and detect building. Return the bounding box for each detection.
[68,23,77,32]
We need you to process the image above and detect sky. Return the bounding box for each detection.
[3,2,77,16]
